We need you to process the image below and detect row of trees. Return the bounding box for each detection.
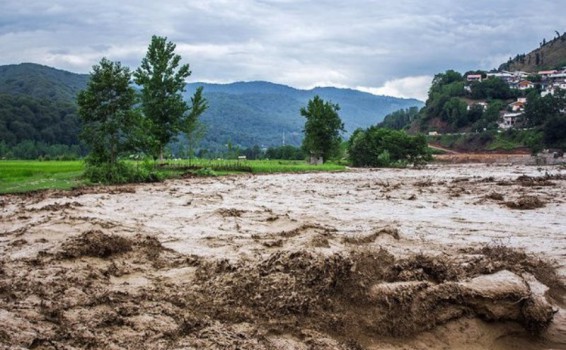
[78,37,433,181]
[300,96,430,166]
[77,36,207,182]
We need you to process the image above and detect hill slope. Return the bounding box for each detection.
[0,63,423,154]
[499,32,566,72]
[0,64,87,148]
[185,82,423,150]
[0,63,88,102]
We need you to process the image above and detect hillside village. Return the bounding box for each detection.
[464,68,566,130]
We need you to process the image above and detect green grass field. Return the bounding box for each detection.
[0,159,345,194]
[0,160,85,194]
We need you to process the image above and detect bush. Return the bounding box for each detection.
[83,161,162,184]
[348,127,431,167]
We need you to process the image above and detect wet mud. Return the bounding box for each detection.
[1,164,565,349]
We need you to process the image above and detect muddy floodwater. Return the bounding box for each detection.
[1,163,565,349]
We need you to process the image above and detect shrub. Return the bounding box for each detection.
[83,161,162,184]
[348,127,431,167]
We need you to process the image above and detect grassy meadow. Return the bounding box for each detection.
[0,160,85,194]
[0,159,345,194]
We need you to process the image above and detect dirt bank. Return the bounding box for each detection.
[1,164,565,349]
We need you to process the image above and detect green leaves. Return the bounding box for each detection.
[301,95,345,162]
[348,127,431,167]
[77,58,137,166]
[134,35,195,159]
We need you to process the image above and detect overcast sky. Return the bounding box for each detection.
[0,0,563,100]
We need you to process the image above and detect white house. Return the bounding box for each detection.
[499,113,523,129]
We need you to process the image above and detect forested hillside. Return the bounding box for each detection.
[0,64,87,158]
[0,63,423,158]
[185,82,423,151]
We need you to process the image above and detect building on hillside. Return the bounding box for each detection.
[466,102,488,111]
[541,89,554,97]
[549,71,566,80]
[509,99,526,112]
[538,70,558,78]
[517,80,534,90]
[466,74,483,82]
[499,112,523,129]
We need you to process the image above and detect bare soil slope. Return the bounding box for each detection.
[1,164,565,349]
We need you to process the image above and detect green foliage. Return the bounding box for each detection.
[0,63,88,103]
[301,96,345,162]
[0,140,81,160]
[265,145,305,160]
[470,77,516,100]
[77,58,138,171]
[422,70,467,130]
[348,127,431,167]
[543,115,566,149]
[184,82,423,152]
[134,36,193,159]
[83,161,162,184]
[181,86,208,161]
[378,106,420,130]
[524,89,565,127]
[0,93,80,147]
[429,70,464,94]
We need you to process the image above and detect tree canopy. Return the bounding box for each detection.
[348,127,431,167]
[300,95,345,162]
[134,35,195,160]
[77,58,137,166]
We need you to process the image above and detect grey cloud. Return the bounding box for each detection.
[0,0,563,99]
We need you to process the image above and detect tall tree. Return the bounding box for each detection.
[300,95,345,162]
[181,86,208,164]
[77,58,137,169]
[134,35,198,160]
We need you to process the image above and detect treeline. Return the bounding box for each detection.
[524,89,566,150]
[0,141,82,160]
[377,106,420,130]
[0,94,80,147]
[193,145,305,161]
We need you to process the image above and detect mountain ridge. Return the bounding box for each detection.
[0,63,424,153]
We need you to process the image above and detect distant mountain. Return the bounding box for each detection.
[0,63,88,102]
[499,32,566,72]
[0,63,87,147]
[185,81,423,149]
[0,63,423,154]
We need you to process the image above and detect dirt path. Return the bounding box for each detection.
[1,164,565,349]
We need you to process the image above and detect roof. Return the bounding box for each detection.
[538,70,558,75]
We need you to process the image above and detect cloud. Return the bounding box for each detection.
[358,76,433,101]
[0,0,563,99]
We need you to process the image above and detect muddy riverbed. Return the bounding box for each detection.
[1,164,565,349]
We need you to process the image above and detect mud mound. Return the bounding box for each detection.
[0,245,560,349]
[58,230,133,259]
[466,244,565,302]
[505,196,545,209]
[485,191,504,201]
[33,201,83,212]
[385,253,462,283]
[190,249,557,340]
[216,208,246,217]
[195,251,351,320]
[516,175,556,187]
[343,227,400,244]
